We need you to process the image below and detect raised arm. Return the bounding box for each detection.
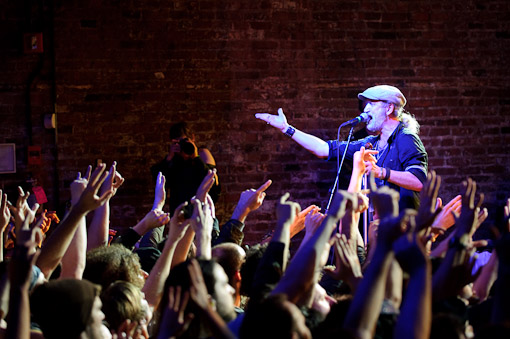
[171,170,216,268]
[189,196,215,260]
[60,167,91,279]
[230,180,272,224]
[272,189,353,304]
[255,108,329,158]
[432,178,485,302]
[343,174,405,339]
[88,162,124,250]
[142,202,190,308]
[36,164,112,279]
[393,228,432,339]
[6,215,40,339]
[492,198,510,325]
[0,191,11,263]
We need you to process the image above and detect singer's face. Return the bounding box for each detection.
[363,100,390,133]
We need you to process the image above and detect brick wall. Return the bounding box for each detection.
[2,1,510,244]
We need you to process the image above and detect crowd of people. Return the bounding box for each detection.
[0,85,509,339]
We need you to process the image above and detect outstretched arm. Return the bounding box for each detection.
[6,216,40,339]
[0,190,11,263]
[255,108,329,158]
[272,189,353,304]
[432,178,485,301]
[143,202,190,308]
[36,164,112,279]
[88,162,124,250]
[60,168,91,279]
[393,230,432,339]
[343,174,405,339]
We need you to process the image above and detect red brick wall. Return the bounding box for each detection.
[2,1,510,244]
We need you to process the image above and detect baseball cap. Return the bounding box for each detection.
[358,85,407,107]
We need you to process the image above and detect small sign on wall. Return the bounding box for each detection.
[0,144,16,174]
[28,145,42,165]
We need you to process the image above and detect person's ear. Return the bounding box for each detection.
[234,270,242,283]
[386,103,395,117]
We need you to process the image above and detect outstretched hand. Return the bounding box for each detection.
[454,178,484,237]
[70,166,92,205]
[74,164,113,214]
[100,161,124,197]
[9,215,41,288]
[10,186,33,233]
[0,190,11,233]
[303,208,326,238]
[196,169,216,202]
[416,171,442,232]
[431,195,462,232]
[153,172,166,210]
[255,108,289,132]
[353,146,378,175]
[277,193,301,227]
[238,180,272,214]
[325,234,363,289]
[167,202,191,243]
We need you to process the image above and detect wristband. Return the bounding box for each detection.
[284,126,296,138]
[383,167,391,181]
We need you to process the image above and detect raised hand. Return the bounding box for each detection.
[303,208,326,239]
[232,180,272,222]
[255,107,289,132]
[354,146,378,174]
[325,234,363,289]
[190,197,214,259]
[0,190,11,233]
[158,286,193,339]
[196,169,216,202]
[416,171,442,232]
[138,209,171,232]
[74,163,113,214]
[368,171,399,220]
[153,172,166,210]
[100,161,124,197]
[10,186,32,233]
[454,178,484,237]
[289,204,321,238]
[70,166,91,205]
[431,195,462,232]
[277,193,301,227]
[167,202,191,243]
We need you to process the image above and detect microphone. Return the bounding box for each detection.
[340,112,370,127]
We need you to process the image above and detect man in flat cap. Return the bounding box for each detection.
[255,85,427,211]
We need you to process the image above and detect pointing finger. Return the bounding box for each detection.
[256,180,272,193]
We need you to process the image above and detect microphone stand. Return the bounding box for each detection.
[325,125,355,212]
[325,124,355,265]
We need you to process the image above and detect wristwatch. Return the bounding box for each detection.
[284,126,296,138]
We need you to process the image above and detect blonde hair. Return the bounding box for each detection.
[400,111,420,134]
